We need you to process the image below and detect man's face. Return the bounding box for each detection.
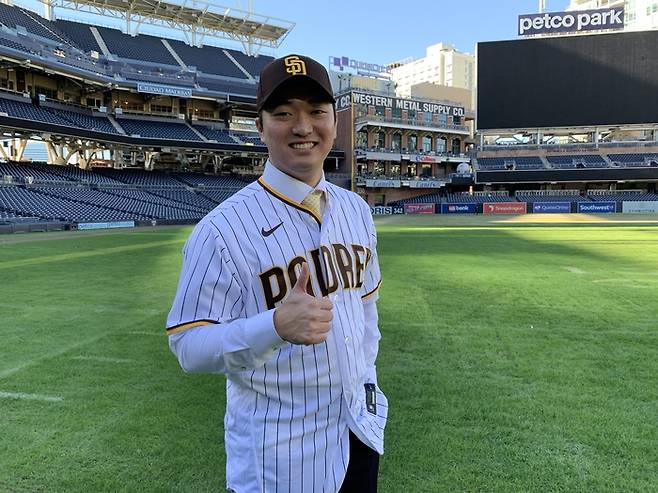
[257,80,336,185]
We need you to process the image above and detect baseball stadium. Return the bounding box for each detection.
[1,0,657,491]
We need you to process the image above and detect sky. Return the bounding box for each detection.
[17,0,570,64]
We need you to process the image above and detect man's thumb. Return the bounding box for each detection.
[292,263,311,293]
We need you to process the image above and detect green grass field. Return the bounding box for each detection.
[1,215,657,492]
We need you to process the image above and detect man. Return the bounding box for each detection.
[166,54,387,493]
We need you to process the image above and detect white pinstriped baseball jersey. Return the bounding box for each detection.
[167,162,387,493]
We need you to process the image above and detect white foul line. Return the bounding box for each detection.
[0,391,63,402]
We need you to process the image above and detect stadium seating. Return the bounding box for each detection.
[515,192,587,202]
[224,49,273,77]
[43,105,119,134]
[546,154,606,168]
[95,26,177,66]
[0,4,70,45]
[116,118,201,141]
[172,173,249,188]
[0,161,66,182]
[94,168,187,187]
[167,39,247,78]
[607,153,658,167]
[196,77,257,96]
[476,156,543,170]
[445,192,513,203]
[0,185,145,221]
[587,191,658,201]
[194,126,240,144]
[55,19,102,53]
[0,35,34,53]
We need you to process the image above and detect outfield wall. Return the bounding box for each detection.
[372,201,658,215]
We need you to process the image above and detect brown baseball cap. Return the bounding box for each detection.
[256,54,335,111]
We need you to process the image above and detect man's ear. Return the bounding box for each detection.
[255,117,263,133]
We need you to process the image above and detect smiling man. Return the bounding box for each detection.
[166,54,387,493]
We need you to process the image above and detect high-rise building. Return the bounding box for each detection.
[567,0,658,30]
[388,43,474,98]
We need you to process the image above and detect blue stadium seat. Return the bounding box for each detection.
[116,118,202,141]
[96,26,178,66]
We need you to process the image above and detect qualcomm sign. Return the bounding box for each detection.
[329,56,391,77]
[518,8,624,36]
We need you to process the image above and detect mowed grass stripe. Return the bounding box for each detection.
[0,239,183,269]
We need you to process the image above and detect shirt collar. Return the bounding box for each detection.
[262,160,327,204]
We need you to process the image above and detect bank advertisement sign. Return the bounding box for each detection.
[532,202,571,213]
[442,203,477,214]
[578,202,617,213]
[518,8,624,36]
[483,202,527,215]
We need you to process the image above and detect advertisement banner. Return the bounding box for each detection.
[441,203,477,214]
[483,202,527,215]
[77,221,135,230]
[404,203,435,214]
[578,201,616,213]
[137,83,192,98]
[335,90,464,117]
[370,206,404,215]
[365,179,401,188]
[518,8,624,36]
[409,180,442,189]
[532,201,571,213]
[621,201,658,213]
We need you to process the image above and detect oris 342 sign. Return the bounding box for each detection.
[518,8,624,36]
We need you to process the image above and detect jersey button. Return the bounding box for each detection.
[344,336,350,344]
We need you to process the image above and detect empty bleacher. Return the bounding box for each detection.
[172,173,248,188]
[0,4,70,45]
[0,185,144,221]
[546,154,606,169]
[94,168,186,187]
[194,126,240,144]
[224,49,273,78]
[515,190,586,202]
[607,153,658,167]
[587,191,658,201]
[55,19,102,53]
[116,118,201,141]
[95,26,178,66]
[167,39,246,78]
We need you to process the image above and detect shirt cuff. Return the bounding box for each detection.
[245,309,287,357]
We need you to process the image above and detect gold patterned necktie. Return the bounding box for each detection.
[301,189,324,217]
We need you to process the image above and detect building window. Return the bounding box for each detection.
[451,138,461,155]
[408,134,417,151]
[357,130,368,148]
[408,109,416,121]
[377,131,385,148]
[453,115,461,125]
[437,114,447,127]
[422,135,432,152]
[422,112,432,124]
[437,136,447,153]
[392,107,402,119]
[391,133,402,150]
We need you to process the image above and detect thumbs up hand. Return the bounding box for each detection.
[274,263,334,345]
